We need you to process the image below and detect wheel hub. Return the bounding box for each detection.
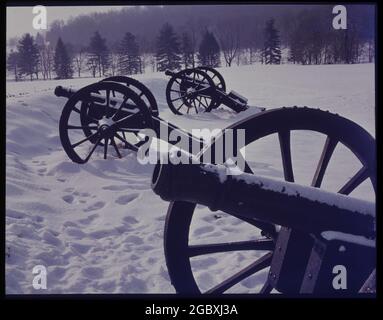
[98,116,116,137]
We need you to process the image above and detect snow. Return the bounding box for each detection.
[321,231,375,248]
[200,163,375,217]
[6,63,375,294]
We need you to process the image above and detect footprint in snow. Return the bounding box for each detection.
[81,266,104,279]
[193,225,215,236]
[102,185,130,191]
[77,213,99,225]
[84,201,105,212]
[62,195,74,204]
[115,193,139,205]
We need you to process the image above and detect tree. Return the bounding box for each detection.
[35,33,54,80]
[118,32,141,75]
[262,19,281,65]
[7,50,19,81]
[217,21,240,67]
[88,31,109,77]
[198,30,220,67]
[54,37,73,79]
[155,23,181,71]
[180,32,194,69]
[74,48,86,77]
[17,33,40,80]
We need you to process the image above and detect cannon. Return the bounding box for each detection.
[165,67,263,115]
[54,77,376,295]
[55,78,205,163]
[152,160,375,295]
[151,107,376,296]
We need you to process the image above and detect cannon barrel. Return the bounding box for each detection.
[152,161,375,238]
[54,85,77,99]
[54,85,135,108]
[165,69,176,77]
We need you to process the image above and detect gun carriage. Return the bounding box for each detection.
[54,70,376,295]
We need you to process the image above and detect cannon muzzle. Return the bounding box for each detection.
[152,161,375,238]
[165,69,176,77]
[55,85,76,99]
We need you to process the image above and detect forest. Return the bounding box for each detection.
[6,4,375,81]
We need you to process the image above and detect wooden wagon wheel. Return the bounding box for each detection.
[79,76,158,148]
[59,81,152,164]
[197,66,226,109]
[166,69,217,115]
[100,76,159,115]
[164,107,376,294]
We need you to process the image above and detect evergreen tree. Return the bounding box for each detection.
[181,32,194,69]
[118,32,141,75]
[155,23,181,71]
[262,19,282,64]
[54,37,73,79]
[88,31,109,77]
[198,30,220,67]
[17,33,40,80]
[7,50,20,81]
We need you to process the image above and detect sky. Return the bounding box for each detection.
[6,5,128,40]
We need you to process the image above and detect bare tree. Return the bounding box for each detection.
[217,20,241,67]
[109,53,119,76]
[74,49,86,77]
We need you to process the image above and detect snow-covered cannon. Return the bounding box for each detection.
[55,77,376,295]
[55,77,203,163]
[150,107,376,295]
[152,161,376,295]
[165,67,264,115]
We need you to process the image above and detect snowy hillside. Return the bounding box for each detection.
[6,63,375,294]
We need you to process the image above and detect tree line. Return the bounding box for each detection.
[7,14,374,81]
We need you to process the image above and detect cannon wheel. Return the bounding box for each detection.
[80,76,157,145]
[59,81,152,164]
[164,107,376,294]
[197,67,226,109]
[79,76,158,147]
[166,68,217,115]
[100,76,158,115]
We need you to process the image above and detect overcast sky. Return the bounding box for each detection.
[6,5,128,40]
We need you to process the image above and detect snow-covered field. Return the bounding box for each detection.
[6,63,375,294]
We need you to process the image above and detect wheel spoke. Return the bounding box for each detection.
[114,111,139,125]
[189,239,274,257]
[112,96,129,120]
[338,166,369,195]
[176,102,186,112]
[259,280,273,294]
[84,137,102,162]
[72,106,81,114]
[192,99,198,114]
[196,96,207,109]
[115,132,139,152]
[119,128,142,133]
[171,94,188,102]
[111,137,122,158]
[104,89,110,116]
[71,131,99,148]
[67,125,98,130]
[205,252,273,294]
[311,136,338,187]
[103,138,108,159]
[278,130,294,182]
